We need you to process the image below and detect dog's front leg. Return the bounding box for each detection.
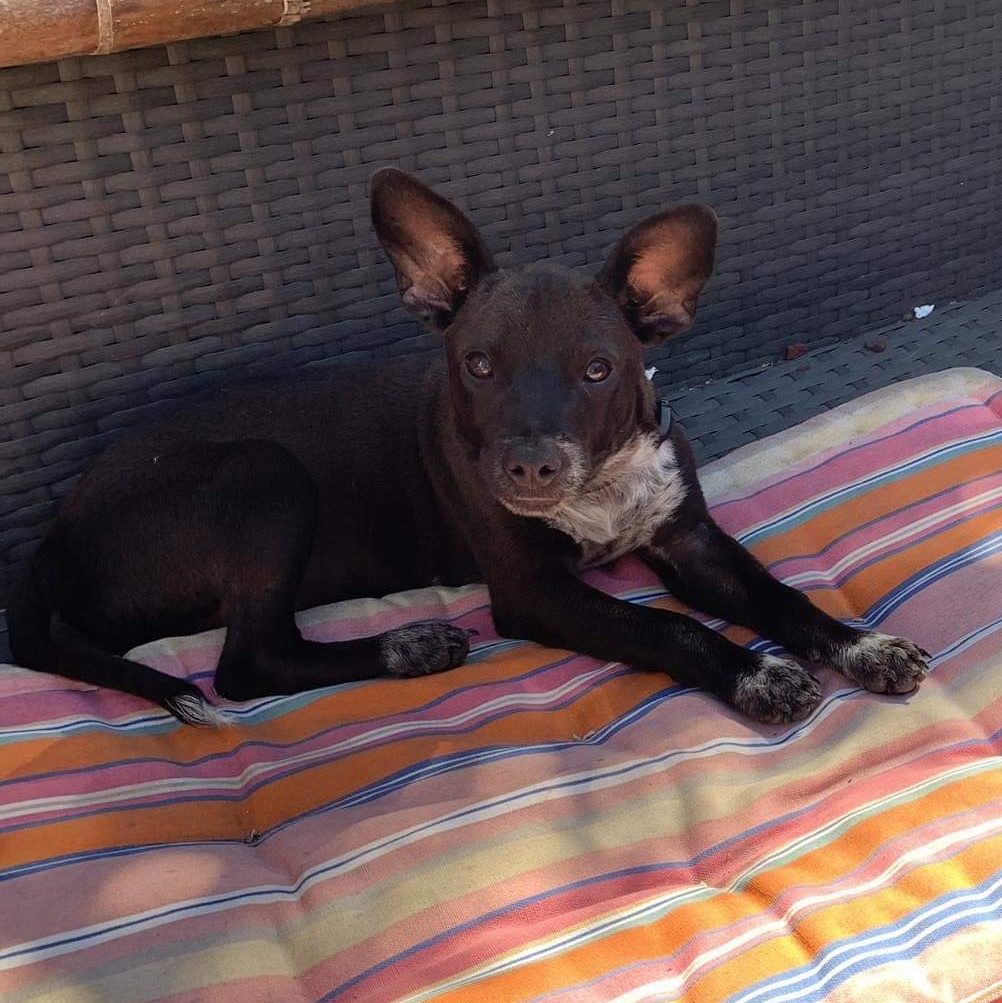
[490,567,823,724]
[642,517,929,697]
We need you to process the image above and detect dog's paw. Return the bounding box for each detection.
[381,622,471,678]
[732,654,823,725]
[835,631,929,694]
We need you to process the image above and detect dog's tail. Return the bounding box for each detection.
[6,539,226,727]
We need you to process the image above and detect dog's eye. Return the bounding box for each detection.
[465,352,493,379]
[584,358,612,383]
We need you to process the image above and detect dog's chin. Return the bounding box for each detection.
[497,494,564,517]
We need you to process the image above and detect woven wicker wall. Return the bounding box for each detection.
[2,0,1001,600]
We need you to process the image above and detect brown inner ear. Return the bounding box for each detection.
[622,208,717,342]
[630,239,697,300]
[629,212,718,318]
[629,244,698,320]
[594,202,718,346]
[395,218,469,304]
[371,168,495,329]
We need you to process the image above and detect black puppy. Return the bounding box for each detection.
[8,169,928,725]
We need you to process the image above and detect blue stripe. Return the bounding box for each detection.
[780,509,1002,596]
[715,400,994,507]
[865,532,1002,624]
[769,468,1002,572]
[0,602,498,739]
[749,535,1002,659]
[0,656,586,788]
[739,426,1002,546]
[0,665,654,840]
[0,592,674,743]
[8,700,1001,968]
[727,868,1002,1003]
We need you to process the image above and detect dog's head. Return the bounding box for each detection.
[371,169,716,515]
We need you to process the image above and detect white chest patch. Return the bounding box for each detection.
[545,433,687,567]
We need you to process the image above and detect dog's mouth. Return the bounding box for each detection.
[498,494,564,516]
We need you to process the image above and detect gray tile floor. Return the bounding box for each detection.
[2,289,999,663]
[664,288,1002,465]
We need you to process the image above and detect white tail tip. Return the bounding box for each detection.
[165,693,233,727]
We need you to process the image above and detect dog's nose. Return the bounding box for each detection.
[503,443,564,491]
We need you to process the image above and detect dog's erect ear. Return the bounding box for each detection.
[370,169,495,331]
[596,204,718,346]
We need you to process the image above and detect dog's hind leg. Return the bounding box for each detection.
[15,436,468,720]
[208,445,470,703]
[8,534,229,725]
[213,600,470,702]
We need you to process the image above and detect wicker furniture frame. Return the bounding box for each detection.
[2,0,1000,600]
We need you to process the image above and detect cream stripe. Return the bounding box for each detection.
[8,641,1000,972]
[782,483,1002,588]
[0,664,615,821]
[700,368,1001,498]
[396,758,1002,1003]
[734,424,1002,542]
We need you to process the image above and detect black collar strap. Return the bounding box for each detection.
[656,397,673,439]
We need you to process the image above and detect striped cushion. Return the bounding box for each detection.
[2,367,1001,1002]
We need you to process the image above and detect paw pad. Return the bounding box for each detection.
[381,622,471,678]
[836,632,929,695]
[733,655,823,724]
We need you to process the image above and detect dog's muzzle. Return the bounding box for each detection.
[490,437,583,515]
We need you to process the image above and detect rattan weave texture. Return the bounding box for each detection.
[2,0,1001,598]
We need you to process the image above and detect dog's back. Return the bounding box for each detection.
[7,352,478,722]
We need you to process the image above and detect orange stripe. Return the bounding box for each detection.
[3,647,567,780]
[796,505,1002,622]
[431,767,1002,1003]
[2,668,665,868]
[751,445,1002,566]
[691,829,1002,1002]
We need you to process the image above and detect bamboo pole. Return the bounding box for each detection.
[0,0,384,69]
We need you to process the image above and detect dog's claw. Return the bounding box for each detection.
[732,654,823,725]
[381,622,471,678]
[836,631,929,695]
